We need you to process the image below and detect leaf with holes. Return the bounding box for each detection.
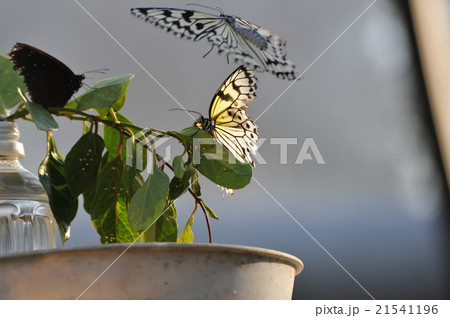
[65,131,104,197]
[87,157,140,243]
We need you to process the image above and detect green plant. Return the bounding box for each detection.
[0,55,253,244]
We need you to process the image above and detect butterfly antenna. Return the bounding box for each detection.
[186,3,224,15]
[169,108,203,117]
[83,68,109,75]
[82,82,101,93]
[216,6,224,15]
[82,82,92,89]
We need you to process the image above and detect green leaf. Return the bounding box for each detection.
[65,131,105,196]
[167,127,197,148]
[38,135,78,243]
[192,129,252,189]
[82,121,90,134]
[128,164,170,231]
[27,101,59,131]
[172,155,186,179]
[94,95,127,117]
[87,157,140,243]
[0,55,26,115]
[124,161,145,202]
[168,165,195,201]
[82,181,96,213]
[143,203,178,242]
[110,92,127,112]
[94,196,137,244]
[82,151,111,213]
[177,126,199,137]
[168,176,189,202]
[169,166,195,201]
[66,74,133,111]
[191,169,201,196]
[201,199,219,220]
[177,212,194,243]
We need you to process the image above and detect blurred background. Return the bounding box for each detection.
[1,0,449,299]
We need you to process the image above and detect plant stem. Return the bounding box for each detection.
[197,200,212,243]
[5,109,29,121]
[163,161,213,243]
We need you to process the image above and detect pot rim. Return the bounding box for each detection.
[0,243,304,275]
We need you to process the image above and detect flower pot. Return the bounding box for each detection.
[0,243,303,299]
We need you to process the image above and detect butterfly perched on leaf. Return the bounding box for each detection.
[130,6,300,80]
[195,65,259,166]
[9,42,85,109]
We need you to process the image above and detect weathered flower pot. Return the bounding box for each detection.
[0,243,303,299]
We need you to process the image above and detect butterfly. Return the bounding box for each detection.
[9,42,85,109]
[130,6,300,80]
[195,65,258,166]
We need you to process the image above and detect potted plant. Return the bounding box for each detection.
[0,50,303,299]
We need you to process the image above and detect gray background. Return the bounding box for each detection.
[1,0,449,299]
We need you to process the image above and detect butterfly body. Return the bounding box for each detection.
[9,43,84,109]
[196,115,214,133]
[131,7,299,80]
[230,18,269,51]
[195,65,259,166]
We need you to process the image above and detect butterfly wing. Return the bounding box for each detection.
[131,8,299,80]
[209,65,259,166]
[226,17,300,80]
[131,8,227,43]
[9,43,84,108]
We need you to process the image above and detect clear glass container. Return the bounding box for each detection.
[0,121,56,255]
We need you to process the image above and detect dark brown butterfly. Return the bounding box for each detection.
[9,42,85,109]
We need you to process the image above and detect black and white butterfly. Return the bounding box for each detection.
[9,42,85,109]
[195,65,258,166]
[130,6,300,80]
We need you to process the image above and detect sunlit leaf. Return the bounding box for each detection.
[66,74,133,111]
[177,212,194,243]
[0,55,26,115]
[201,199,219,220]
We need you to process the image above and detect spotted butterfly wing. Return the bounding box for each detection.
[9,43,85,109]
[196,65,258,166]
[131,7,300,80]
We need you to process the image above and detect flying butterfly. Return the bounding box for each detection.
[194,65,259,166]
[130,6,300,80]
[9,42,85,109]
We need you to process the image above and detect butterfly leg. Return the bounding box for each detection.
[202,45,214,59]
